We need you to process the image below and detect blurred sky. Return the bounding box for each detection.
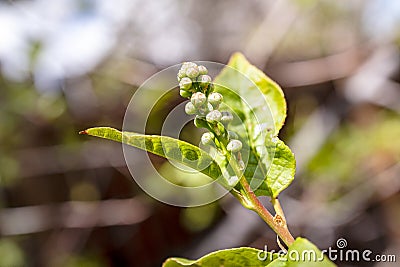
[0,0,133,88]
[1,0,400,91]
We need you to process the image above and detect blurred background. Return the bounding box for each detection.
[0,0,400,266]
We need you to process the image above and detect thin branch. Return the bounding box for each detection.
[0,197,151,235]
[271,198,287,225]
[239,177,295,246]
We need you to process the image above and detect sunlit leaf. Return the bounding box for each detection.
[163,247,277,267]
[162,238,336,267]
[80,127,222,182]
[214,53,295,197]
[252,139,296,198]
[284,238,336,267]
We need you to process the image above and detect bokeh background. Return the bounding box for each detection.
[1,0,400,266]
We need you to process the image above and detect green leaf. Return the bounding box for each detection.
[163,239,336,267]
[214,52,286,135]
[251,139,296,198]
[286,238,335,267]
[163,247,277,267]
[80,127,222,182]
[214,52,295,197]
[267,259,289,267]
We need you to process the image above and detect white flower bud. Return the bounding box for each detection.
[198,102,213,116]
[179,77,192,91]
[221,111,233,124]
[185,102,197,115]
[191,92,207,107]
[198,75,212,87]
[206,110,222,123]
[186,66,200,79]
[208,92,223,108]
[201,132,214,145]
[227,139,242,152]
[198,65,208,75]
[177,69,186,81]
[181,62,197,72]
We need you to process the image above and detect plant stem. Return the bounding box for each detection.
[230,189,254,210]
[226,153,294,246]
[271,197,286,223]
[239,177,295,246]
[240,176,294,246]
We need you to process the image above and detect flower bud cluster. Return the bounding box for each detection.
[178,62,242,154]
[178,62,213,98]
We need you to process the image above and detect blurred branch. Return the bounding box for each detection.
[97,57,159,88]
[268,45,368,87]
[290,45,400,174]
[289,100,343,173]
[183,196,263,258]
[244,0,318,67]
[16,141,129,178]
[287,163,400,228]
[344,45,400,112]
[0,197,151,235]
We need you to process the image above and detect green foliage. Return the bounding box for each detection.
[181,203,219,232]
[214,53,295,197]
[308,115,400,183]
[61,254,107,267]
[0,239,25,267]
[256,139,296,198]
